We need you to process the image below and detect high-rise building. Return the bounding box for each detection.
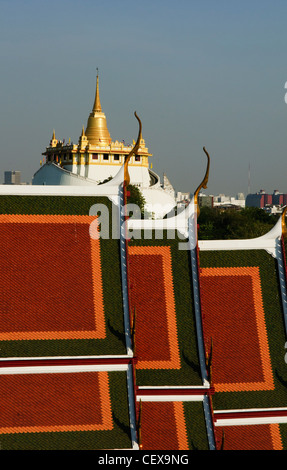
[246,189,287,208]
[4,171,21,185]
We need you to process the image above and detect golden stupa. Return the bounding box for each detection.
[85,74,111,145]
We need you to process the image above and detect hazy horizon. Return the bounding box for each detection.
[1,0,287,196]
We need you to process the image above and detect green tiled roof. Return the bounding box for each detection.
[1,191,287,450]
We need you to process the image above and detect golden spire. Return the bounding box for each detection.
[92,71,102,113]
[50,129,57,147]
[85,70,111,145]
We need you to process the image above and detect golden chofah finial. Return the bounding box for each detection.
[124,111,142,186]
[194,146,210,216]
[281,206,287,238]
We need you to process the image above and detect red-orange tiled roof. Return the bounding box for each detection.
[128,246,180,370]
[200,266,274,392]
[219,423,283,450]
[140,401,188,450]
[0,214,105,341]
[0,371,112,434]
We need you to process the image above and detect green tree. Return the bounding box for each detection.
[126,184,146,218]
[198,206,279,240]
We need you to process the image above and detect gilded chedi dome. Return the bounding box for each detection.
[85,74,111,145]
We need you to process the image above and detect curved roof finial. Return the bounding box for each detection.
[281,206,287,238]
[194,146,210,216]
[124,111,142,186]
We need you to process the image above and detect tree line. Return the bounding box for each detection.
[198,206,279,240]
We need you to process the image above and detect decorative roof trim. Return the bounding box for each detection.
[281,206,287,238]
[124,112,142,186]
[194,147,210,215]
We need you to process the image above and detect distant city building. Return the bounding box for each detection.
[4,171,21,185]
[213,193,245,208]
[176,191,191,203]
[198,194,214,208]
[246,190,287,211]
[175,191,245,210]
[176,191,191,212]
[271,189,287,207]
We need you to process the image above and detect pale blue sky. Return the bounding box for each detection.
[0,0,287,195]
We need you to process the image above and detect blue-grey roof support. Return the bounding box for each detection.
[118,184,138,449]
[276,237,287,336]
[188,213,217,450]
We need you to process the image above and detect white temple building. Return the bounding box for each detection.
[32,74,176,218]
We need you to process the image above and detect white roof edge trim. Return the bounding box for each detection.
[198,212,284,257]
